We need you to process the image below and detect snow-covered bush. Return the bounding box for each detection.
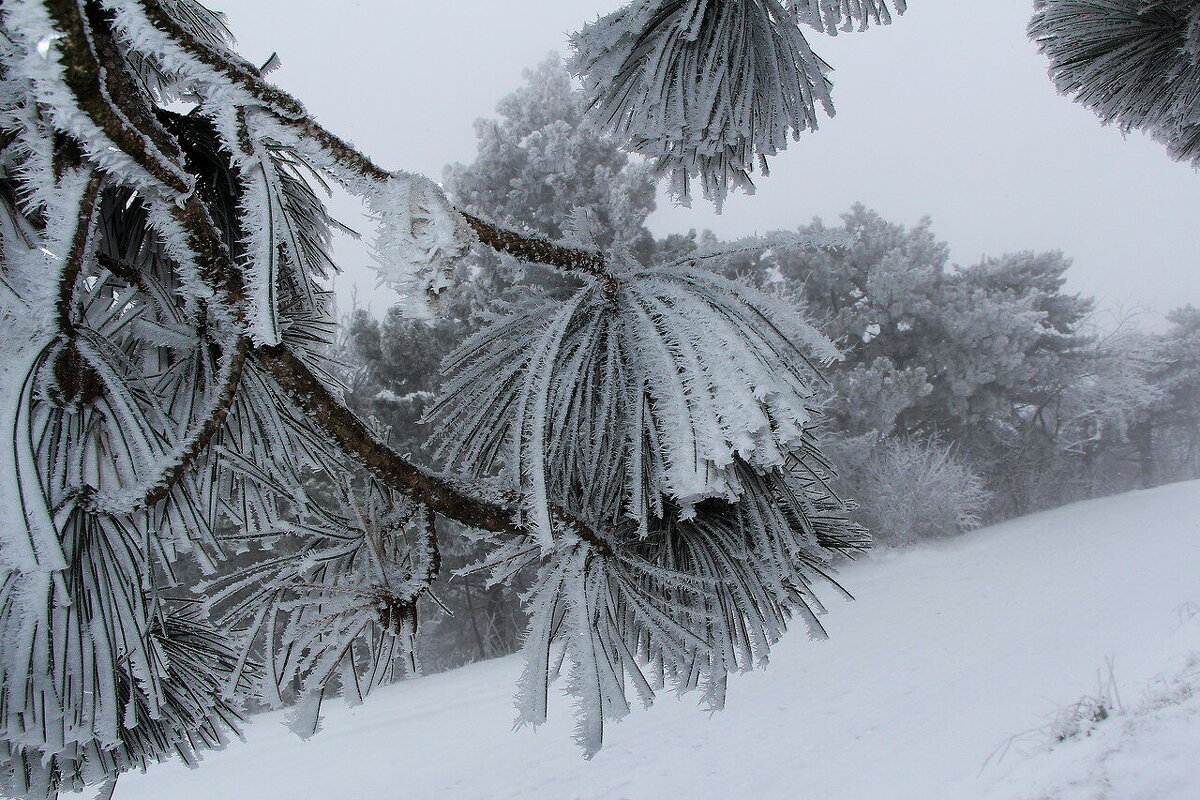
[833,436,991,547]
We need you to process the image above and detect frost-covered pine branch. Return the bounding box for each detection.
[1,1,868,796]
[424,238,865,754]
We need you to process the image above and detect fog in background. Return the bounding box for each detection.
[216,0,1200,323]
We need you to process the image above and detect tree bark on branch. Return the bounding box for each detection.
[253,344,612,553]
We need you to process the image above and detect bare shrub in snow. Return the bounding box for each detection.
[1047,658,1124,744]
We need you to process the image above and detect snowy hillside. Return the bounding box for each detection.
[115,483,1200,800]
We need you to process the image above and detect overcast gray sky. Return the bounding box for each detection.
[216,0,1200,324]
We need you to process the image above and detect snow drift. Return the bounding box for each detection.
[116,481,1200,799]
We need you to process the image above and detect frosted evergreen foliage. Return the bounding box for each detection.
[367,171,470,320]
[568,0,906,208]
[793,0,908,33]
[203,479,439,738]
[1030,0,1200,165]
[0,0,466,794]
[509,454,863,756]
[426,230,864,754]
[427,232,844,541]
[1,0,864,794]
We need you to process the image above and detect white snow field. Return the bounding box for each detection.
[115,482,1200,800]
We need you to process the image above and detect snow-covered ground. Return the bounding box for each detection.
[114,482,1200,800]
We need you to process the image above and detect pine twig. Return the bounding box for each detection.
[133,0,615,283]
[253,344,612,553]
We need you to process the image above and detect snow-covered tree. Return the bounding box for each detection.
[715,207,1099,516]
[447,54,658,256]
[0,2,885,797]
[1146,306,1200,480]
[1074,307,1200,490]
[720,208,1095,444]
[1030,0,1200,166]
